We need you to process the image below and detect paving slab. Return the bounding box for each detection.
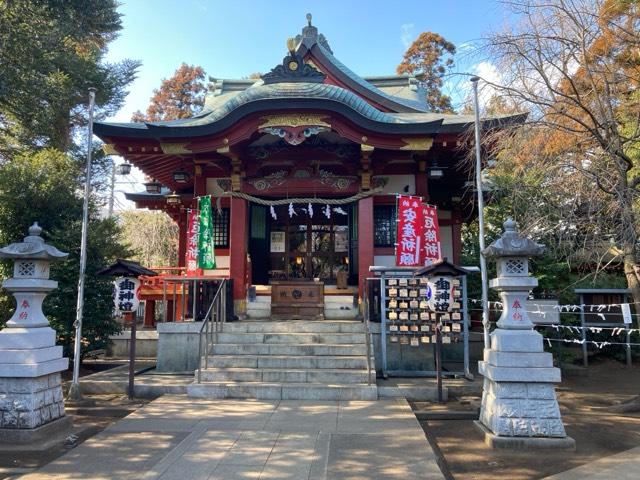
[19,394,443,480]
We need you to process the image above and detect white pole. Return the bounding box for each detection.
[470,77,491,350]
[67,87,97,401]
[108,158,116,217]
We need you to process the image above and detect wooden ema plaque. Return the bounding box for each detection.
[271,281,324,320]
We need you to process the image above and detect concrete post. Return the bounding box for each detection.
[0,223,71,443]
[476,219,575,449]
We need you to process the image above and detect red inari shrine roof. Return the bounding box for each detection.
[94,15,524,142]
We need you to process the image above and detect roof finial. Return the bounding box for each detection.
[286,37,296,54]
[306,13,312,27]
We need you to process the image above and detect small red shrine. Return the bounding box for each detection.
[94,16,522,318]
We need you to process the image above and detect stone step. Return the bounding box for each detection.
[222,321,364,334]
[378,384,444,402]
[216,332,366,345]
[246,309,271,320]
[248,296,271,304]
[323,308,359,320]
[198,367,369,384]
[323,295,357,304]
[206,354,369,370]
[187,381,378,400]
[211,343,367,356]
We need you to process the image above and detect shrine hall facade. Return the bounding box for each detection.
[94,18,522,316]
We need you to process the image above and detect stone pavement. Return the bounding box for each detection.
[18,395,443,480]
[544,445,640,480]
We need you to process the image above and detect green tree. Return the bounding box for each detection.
[118,210,179,267]
[397,32,456,112]
[0,0,139,154]
[0,149,129,357]
[0,1,140,362]
[132,63,206,122]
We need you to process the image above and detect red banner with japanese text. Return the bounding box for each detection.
[186,209,203,276]
[395,195,424,266]
[422,203,442,265]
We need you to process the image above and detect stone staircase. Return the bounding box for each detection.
[246,295,358,320]
[187,320,377,400]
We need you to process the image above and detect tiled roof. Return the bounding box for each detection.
[94,19,526,139]
[314,44,429,113]
[150,82,414,128]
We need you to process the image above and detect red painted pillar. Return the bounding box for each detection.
[229,197,248,313]
[143,299,155,328]
[177,211,187,268]
[358,196,374,300]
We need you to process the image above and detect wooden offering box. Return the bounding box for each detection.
[271,281,324,320]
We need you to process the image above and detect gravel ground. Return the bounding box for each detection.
[416,359,640,480]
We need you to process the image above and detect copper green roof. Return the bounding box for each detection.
[94,18,526,140]
[312,43,428,113]
[95,79,525,139]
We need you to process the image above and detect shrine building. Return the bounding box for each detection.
[94,17,522,320]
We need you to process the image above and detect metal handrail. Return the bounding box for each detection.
[197,279,227,383]
[362,282,375,386]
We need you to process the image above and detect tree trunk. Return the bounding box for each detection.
[611,167,640,412]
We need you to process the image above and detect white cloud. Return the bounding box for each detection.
[473,61,502,106]
[400,23,415,48]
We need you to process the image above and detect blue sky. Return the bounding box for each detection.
[105,0,509,122]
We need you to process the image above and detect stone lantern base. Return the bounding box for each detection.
[0,375,72,445]
[0,327,71,444]
[476,329,575,450]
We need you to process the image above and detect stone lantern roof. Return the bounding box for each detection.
[0,222,68,261]
[482,219,544,258]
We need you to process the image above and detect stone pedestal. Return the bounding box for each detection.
[0,223,70,442]
[477,219,574,449]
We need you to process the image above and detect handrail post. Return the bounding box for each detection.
[204,309,210,370]
[196,279,229,385]
[197,327,202,383]
[223,280,227,323]
[362,280,374,386]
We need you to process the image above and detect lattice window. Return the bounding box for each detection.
[374,205,397,247]
[505,258,526,274]
[17,261,35,277]
[213,208,230,248]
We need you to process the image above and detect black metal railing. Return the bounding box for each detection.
[196,279,227,383]
[362,281,375,385]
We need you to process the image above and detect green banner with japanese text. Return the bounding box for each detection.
[197,195,216,269]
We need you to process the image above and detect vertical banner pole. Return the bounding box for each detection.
[436,318,443,402]
[128,310,137,400]
[462,275,471,379]
[470,77,491,350]
[68,87,97,402]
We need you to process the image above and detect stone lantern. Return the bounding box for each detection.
[0,222,70,441]
[477,219,574,449]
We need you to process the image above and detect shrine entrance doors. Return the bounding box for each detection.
[249,203,351,284]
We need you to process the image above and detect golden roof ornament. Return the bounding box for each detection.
[286,37,297,55]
